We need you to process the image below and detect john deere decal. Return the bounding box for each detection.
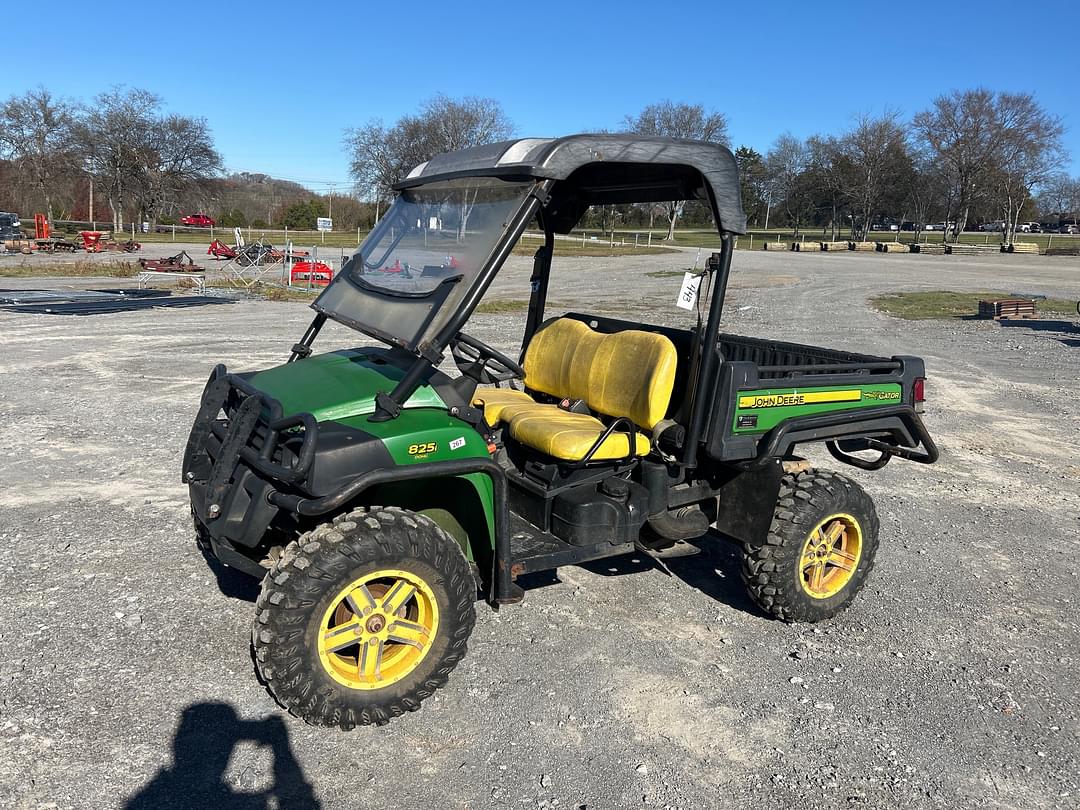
[738,390,862,409]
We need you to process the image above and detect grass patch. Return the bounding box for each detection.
[475,298,530,314]
[591,228,1080,252]
[249,282,321,302]
[111,228,369,249]
[0,259,140,278]
[512,237,673,257]
[870,290,1078,320]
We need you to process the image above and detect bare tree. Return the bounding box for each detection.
[806,135,850,240]
[912,89,1062,242]
[987,94,1064,243]
[765,133,812,237]
[904,149,950,244]
[623,101,729,239]
[135,114,222,226]
[345,95,513,240]
[1037,173,1080,223]
[838,112,908,240]
[346,95,513,200]
[0,87,76,220]
[913,90,994,241]
[73,88,159,230]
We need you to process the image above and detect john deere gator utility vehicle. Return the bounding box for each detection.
[184,135,938,729]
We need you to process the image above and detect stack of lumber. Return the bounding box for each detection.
[820,241,848,251]
[849,241,876,251]
[977,299,1037,320]
[946,244,1000,256]
[763,241,791,251]
[1005,242,1040,254]
[913,242,946,254]
[793,241,821,252]
[876,242,911,253]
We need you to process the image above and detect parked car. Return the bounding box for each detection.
[180,213,215,227]
[1023,222,1041,233]
[925,222,955,232]
[979,221,1004,232]
[1060,224,1079,234]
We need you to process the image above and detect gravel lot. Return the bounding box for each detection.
[1,247,1078,809]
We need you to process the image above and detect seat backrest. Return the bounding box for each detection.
[523,318,677,430]
[522,317,592,399]
[584,330,677,429]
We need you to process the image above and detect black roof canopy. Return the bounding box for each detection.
[393,134,747,235]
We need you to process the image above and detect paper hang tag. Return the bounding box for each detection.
[676,272,702,311]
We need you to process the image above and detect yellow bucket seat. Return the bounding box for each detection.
[472,318,677,462]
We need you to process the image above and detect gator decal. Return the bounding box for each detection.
[733,383,904,434]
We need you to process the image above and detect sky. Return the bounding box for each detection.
[4,0,1078,192]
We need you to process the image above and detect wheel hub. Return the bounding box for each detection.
[799,514,863,599]
[317,569,440,691]
[365,614,386,633]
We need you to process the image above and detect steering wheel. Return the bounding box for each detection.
[450,332,525,384]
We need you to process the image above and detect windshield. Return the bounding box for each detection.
[350,179,529,296]
[313,177,533,351]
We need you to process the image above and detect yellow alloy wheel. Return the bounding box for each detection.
[798,513,863,599]
[317,569,440,690]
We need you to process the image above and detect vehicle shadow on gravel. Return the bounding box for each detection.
[516,531,763,618]
[997,318,1080,347]
[199,545,262,602]
[124,702,321,809]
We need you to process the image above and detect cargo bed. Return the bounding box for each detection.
[563,312,936,471]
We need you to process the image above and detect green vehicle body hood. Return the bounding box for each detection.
[244,349,445,422]
[242,349,497,560]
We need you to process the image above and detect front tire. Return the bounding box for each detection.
[252,506,477,729]
[742,469,879,622]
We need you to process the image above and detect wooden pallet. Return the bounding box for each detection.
[876,242,911,253]
[913,242,947,254]
[946,244,1001,256]
[1006,242,1040,254]
[978,299,1037,320]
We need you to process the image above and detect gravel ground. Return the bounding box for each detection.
[1,248,1079,809]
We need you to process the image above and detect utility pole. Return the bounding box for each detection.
[328,183,334,219]
[89,177,94,228]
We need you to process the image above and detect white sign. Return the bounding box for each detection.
[676,272,702,311]
[316,217,333,232]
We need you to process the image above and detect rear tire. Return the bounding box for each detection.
[741,469,879,622]
[252,506,476,729]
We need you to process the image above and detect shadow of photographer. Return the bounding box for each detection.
[125,702,320,810]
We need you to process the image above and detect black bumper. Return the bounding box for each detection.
[183,365,317,565]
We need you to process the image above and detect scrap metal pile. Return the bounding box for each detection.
[0,288,234,315]
[139,251,204,272]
